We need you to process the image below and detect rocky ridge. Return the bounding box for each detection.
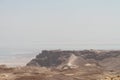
[0,49,120,80]
[27,50,120,72]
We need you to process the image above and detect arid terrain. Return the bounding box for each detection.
[0,65,120,80]
[0,50,120,80]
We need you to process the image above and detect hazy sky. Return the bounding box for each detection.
[0,0,120,49]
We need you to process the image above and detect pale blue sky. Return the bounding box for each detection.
[0,0,120,49]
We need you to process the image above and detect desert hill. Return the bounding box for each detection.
[27,50,120,72]
[0,49,120,80]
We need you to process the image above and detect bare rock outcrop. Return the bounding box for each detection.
[27,50,120,72]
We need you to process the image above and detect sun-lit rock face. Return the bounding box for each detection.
[84,63,97,67]
[100,74,120,80]
[27,50,120,71]
[67,54,78,68]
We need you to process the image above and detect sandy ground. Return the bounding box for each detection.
[0,65,120,80]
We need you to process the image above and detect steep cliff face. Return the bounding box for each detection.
[27,50,72,67]
[27,50,120,71]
